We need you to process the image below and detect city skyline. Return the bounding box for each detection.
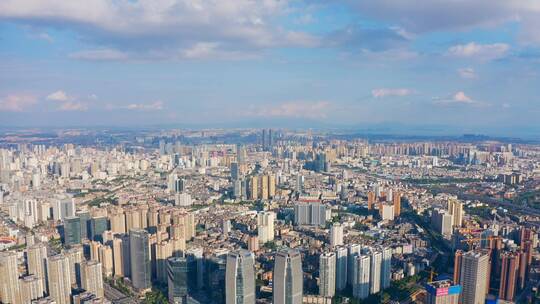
[0,1,539,137]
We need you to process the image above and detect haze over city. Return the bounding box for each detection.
[1,1,540,137]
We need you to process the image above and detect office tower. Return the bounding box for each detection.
[76,211,90,240]
[381,247,392,289]
[19,275,43,304]
[167,256,188,304]
[456,251,490,304]
[27,243,48,296]
[226,250,256,304]
[319,252,336,297]
[393,192,401,217]
[249,176,258,200]
[499,251,520,301]
[257,211,275,244]
[294,202,327,227]
[231,162,240,181]
[335,246,347,291]
[89,217,108,242]
[156,241,173,283]
[206,256,227,304]
[0,251,21,304]
[63,216,82,245]
[130,229,151,290]
[431,209,453,237]
[186,247,204,292]
[64,245,84,287]
[347,244,361,287]
[330,223,344,247]
[352,255,371,300]
[447,199,463,227]
[81,260,104,298]
[426,280,461,304]
[367,191,375,210]
[47,254,72,304]
[369,250,382,294]
[273,250,303,304]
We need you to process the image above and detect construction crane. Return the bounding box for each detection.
[429,267,438,283]
[456,227,483,234]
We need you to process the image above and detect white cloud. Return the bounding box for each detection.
[69,49,128,61]
[0,0,317,60]
[371,88,413,98]
[46,90,69,101]
[447,42,510,61]
[244,101,331,119]
[458,67,477,79]
[0,94,37,112]
[434,91,487,106]
[46,90,88,111]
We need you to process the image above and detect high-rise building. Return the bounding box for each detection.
[294,202,327,227]
[319,252,336,297]
[393,192,401,217]
[367,191,375,210]
[447,199,463,228]
[249,176,258,200]
[335,246,348,291]
[81,260,104,298]
[330,223,344,247]
[63,216,82,246]
[226,250,256,304]
[0,251,21,304]
[130,229,151,290]
[19,275,43,304]
[230,162,240,181]
[369,250,382,294]
[260,175,269,200]
[109,210,126,234]
[89,217,108,243]
[167,256,188,304]
[499,251,520,301]
[425,280,461,304]
[257,211,275,244]
[347,244,361,287]
[112,236,126,277]
[76,211,91,240]
[431,209,453,237]
[64,245,84,287]
[47,254,72,304]
[455,250,490,304]
[27,243,48,296]
[381,247,392,289]
[352,255,370,300]
[273,250,303,304]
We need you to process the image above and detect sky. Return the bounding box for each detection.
[0,0,539,137]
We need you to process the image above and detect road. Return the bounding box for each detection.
[104,283,139,304]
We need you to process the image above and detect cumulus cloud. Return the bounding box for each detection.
[0,0,318,60]
[371,88,413,98]
[458,67,477,79]
[46,90,88,111]
[447,42,510,61]
[46,90,69,101]
[0,94,37,112]
[244,101,331,119]
[433,91,487,106]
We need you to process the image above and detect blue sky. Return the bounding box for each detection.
[0,0,539,137]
